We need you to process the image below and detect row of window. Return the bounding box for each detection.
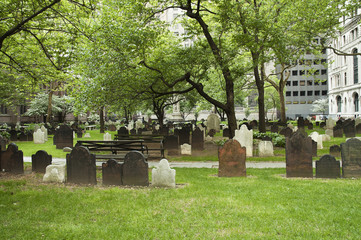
[286,101,314,105]
[286,80,327,86]
[0,105,27,115]
[291,69,327,76]
[286,90,328,97]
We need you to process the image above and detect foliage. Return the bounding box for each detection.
[253,132,286,147]
[0,131,10,140]
[311,98,328,115]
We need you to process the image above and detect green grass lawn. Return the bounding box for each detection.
[1,168,360,239]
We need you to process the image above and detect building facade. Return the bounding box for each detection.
[328,12,361,119]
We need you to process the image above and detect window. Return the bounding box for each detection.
[307,80,313,86]
[345,73,347,85]
[314,70,320,75]
[315,91,320,96]
[321,69,327,75]
[300,91,305,96]
[322,80,327,85]
[293,101,299,104]
[0,105,7,114]
[292,81,298,86]
[321,59,327,64]
[286,101,292,104]
[354,93,359,112]
[292,70,298,76]
[307,91,313,96]
[314,81,319,85]
[293,91,298,96]
[308,101,313,104]
[299,60,304,65]
[322,90,327,96]
[286,91,291,96]
[305,60,312,66]
[20,105,27,115]
[353,48,358,84]
[286,81,291,86]
[300,101,306,104]
[300,80,305,86]
[299,70,305,75]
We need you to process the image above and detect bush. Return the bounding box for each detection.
[253,132,285,147]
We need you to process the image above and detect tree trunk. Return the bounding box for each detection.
[279,88,286,123]
[99,106,105,133]
[226,107,237,138]
[46,91,53,123]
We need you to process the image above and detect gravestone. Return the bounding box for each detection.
[326,118,336,129]
[192,127,204,151]
[250,120,258,129]
[233,124,253,157]
[304,119,310,126]
[0,135,6,151]
[164,135,179,155]
[32,150,52,173]
[152,159,176,188]
[322,134,331,142]
[9,130,18,141]
[178,128,190,145]
[0,143,23,174]
[222,128,230,138]
[355,117,361,126]
[333,124,343,138]
[286,131,313,178]
[297,117,305,128]
[356,124,361,134]
[343,120,356,138]
[207,129,216,137]
[218,139,246,177]
[312,140,317,157]
[66,146,97,185]
[307,123,313,130]
[270,124,279,133]
[207,113,221,132]
[130,129,136,135]
[102,159,122,186]
[320,122,326,128]
[341,138,361,178]
[258,141,274,157]
[103,132,112,141]
[118,127,129,136]
[160,126,169,135]
[108,124,116,131]
[76,129,83,138]
[122,151,149,186]
[325,129,333,137]
[34,124,40,132]
[18,131,28,141]
[329,145,341,158]
[309,132,323,149]
[279,127,293,138]
[41,126,48,141]
[33,129,45,144]
[54,124,73,149]
[43,163,66,183]
[316,122,320,126]
[316,155,341,178]
[181,144,192,155]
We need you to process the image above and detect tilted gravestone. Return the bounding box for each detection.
[279,127,293,138]
[164,135,179,155]
[192,127,204,151]
[343,120,356,138]
[329,145,341,158]
[286,131,313,178]
[66,146,97,185]
[333,124,343,138]
[218,139,246,177]
[341,138,361,178]
[122,151,149,186]
[207,113,221,132]
[0,143,23,174]
[320,122,326,128]
[43,163,66,183]
[222,128,230,138]
[102,159,122,186]
[53,124,73,149]
[316,154,340,178]
[32,150,52,173]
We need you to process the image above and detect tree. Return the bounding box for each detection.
[311,98,328,116]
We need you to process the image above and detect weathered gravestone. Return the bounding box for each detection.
[312,140,317,157]
[207,113,221,132]
[320,122,326,128]
[32,150,52,173]
[181,143,192,155]
[130,129,137,135]
[33,129,45,144]
[308,123,314,130]
[250,120,258,129]
[356,124,361,134]
[41,126,48,141]
[18,131,28,141]
[329,145,341,158]
[316,154,340,178]
[53,124,73,149]
[122,151,149,186]
[325,129,333,137]
[309,131,323,149]
[333,124,343,138]
[341,138,361,178]
[207,129,216,137]
[270,124,279,133]
[218,139,246,177]
[343,120,356,138]
[160,126,169,135]
[233,124,253,157]
[258,141,274,157]
[279,127,293,138]
[297,117,305,128]
[117,127,129,136]
[177,128,190,145]
[0,135,6,151]
[9,129,18,141]
[66,146,96,185]
[0,143,23,174]
[222,128,230,138]
[43,163,66,183]
[103,132,112,141]
[286,131,313,178]
[164,135,179,155]
[192,127,204,151]
[152,159,176,188]
[326,118,336,129]
[102,159,122,186]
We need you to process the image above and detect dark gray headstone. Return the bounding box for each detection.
[320,122,326,128]
[343,120,356,138]
[130,129,136,135]
[341,138,361,178]
[270,124,279,133]
[192,127,204,151]
[307,123,313,130]
[164,135,179,155]
[316,122,320,126]
[32,150,52,173]
[160,126,169,135]
[66,146,96,185]
[102,159,122,186]
[333,124,343,138]
[218,139,246,177]
[178,128,190,145]
[356,123,361,134]
[280,127,293,138]
[286,131,313,178]
[329,145,341,158]
[122,151,149,186]
[117,127,129,136]
[9,130,18,141]
[316,154,340,178]
[250,120,258,129]
[0,135,6,151]
[54,124,73,149]
[0,143,23,174]
[207,129,216,137]
[312,140,317,157]
[18,131,28,141]
[223,128,230,138]
[297,117,305,128]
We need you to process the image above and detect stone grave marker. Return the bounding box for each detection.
[53,124,73,149]
[309,132,323,149]
[207,113,221,132]
[178,128,190,145]
[118,126,129,136]
[329,145,341,158]
[316,122,320,126]
[33,129,45,144]
[0,143,23,174]
[164,135,179,155]
[279,127,293,138]
[102,159,122,186]
[122,151,149,186]
[341,138,361,178]
[152,159,176,188]
[207,129,216,137]
[297,117,305,128]
[316,155,341,178]
[32,150,52,173]
[333,124,343,138]
[192,127,204,151]
[356,124,361,134]
[233,124,253,157]
[326,118,336,129]
[84,133,91,138]
[9,129,18,141]
[218,139,246,177]
[258,141,274,157]
[130,129,137,135]
[343,120,356,138]
[34,124,40,132]
[250,120,258,129]
[160,126,169,135]
[320,122,326,128]
[0,135,6,151]
[66,146,97,185]
[222,128,230,138]
[18,131,28,141]
[286,131,313,178]
[181,144,192,155]
[43,163,66,183]
[308,123,313,130]
[270,124,279,133]
[103,132,112,141]
[325,129,333,137]
[355,117,361,126]
[312,140,317,157]
[41,126,48,141]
